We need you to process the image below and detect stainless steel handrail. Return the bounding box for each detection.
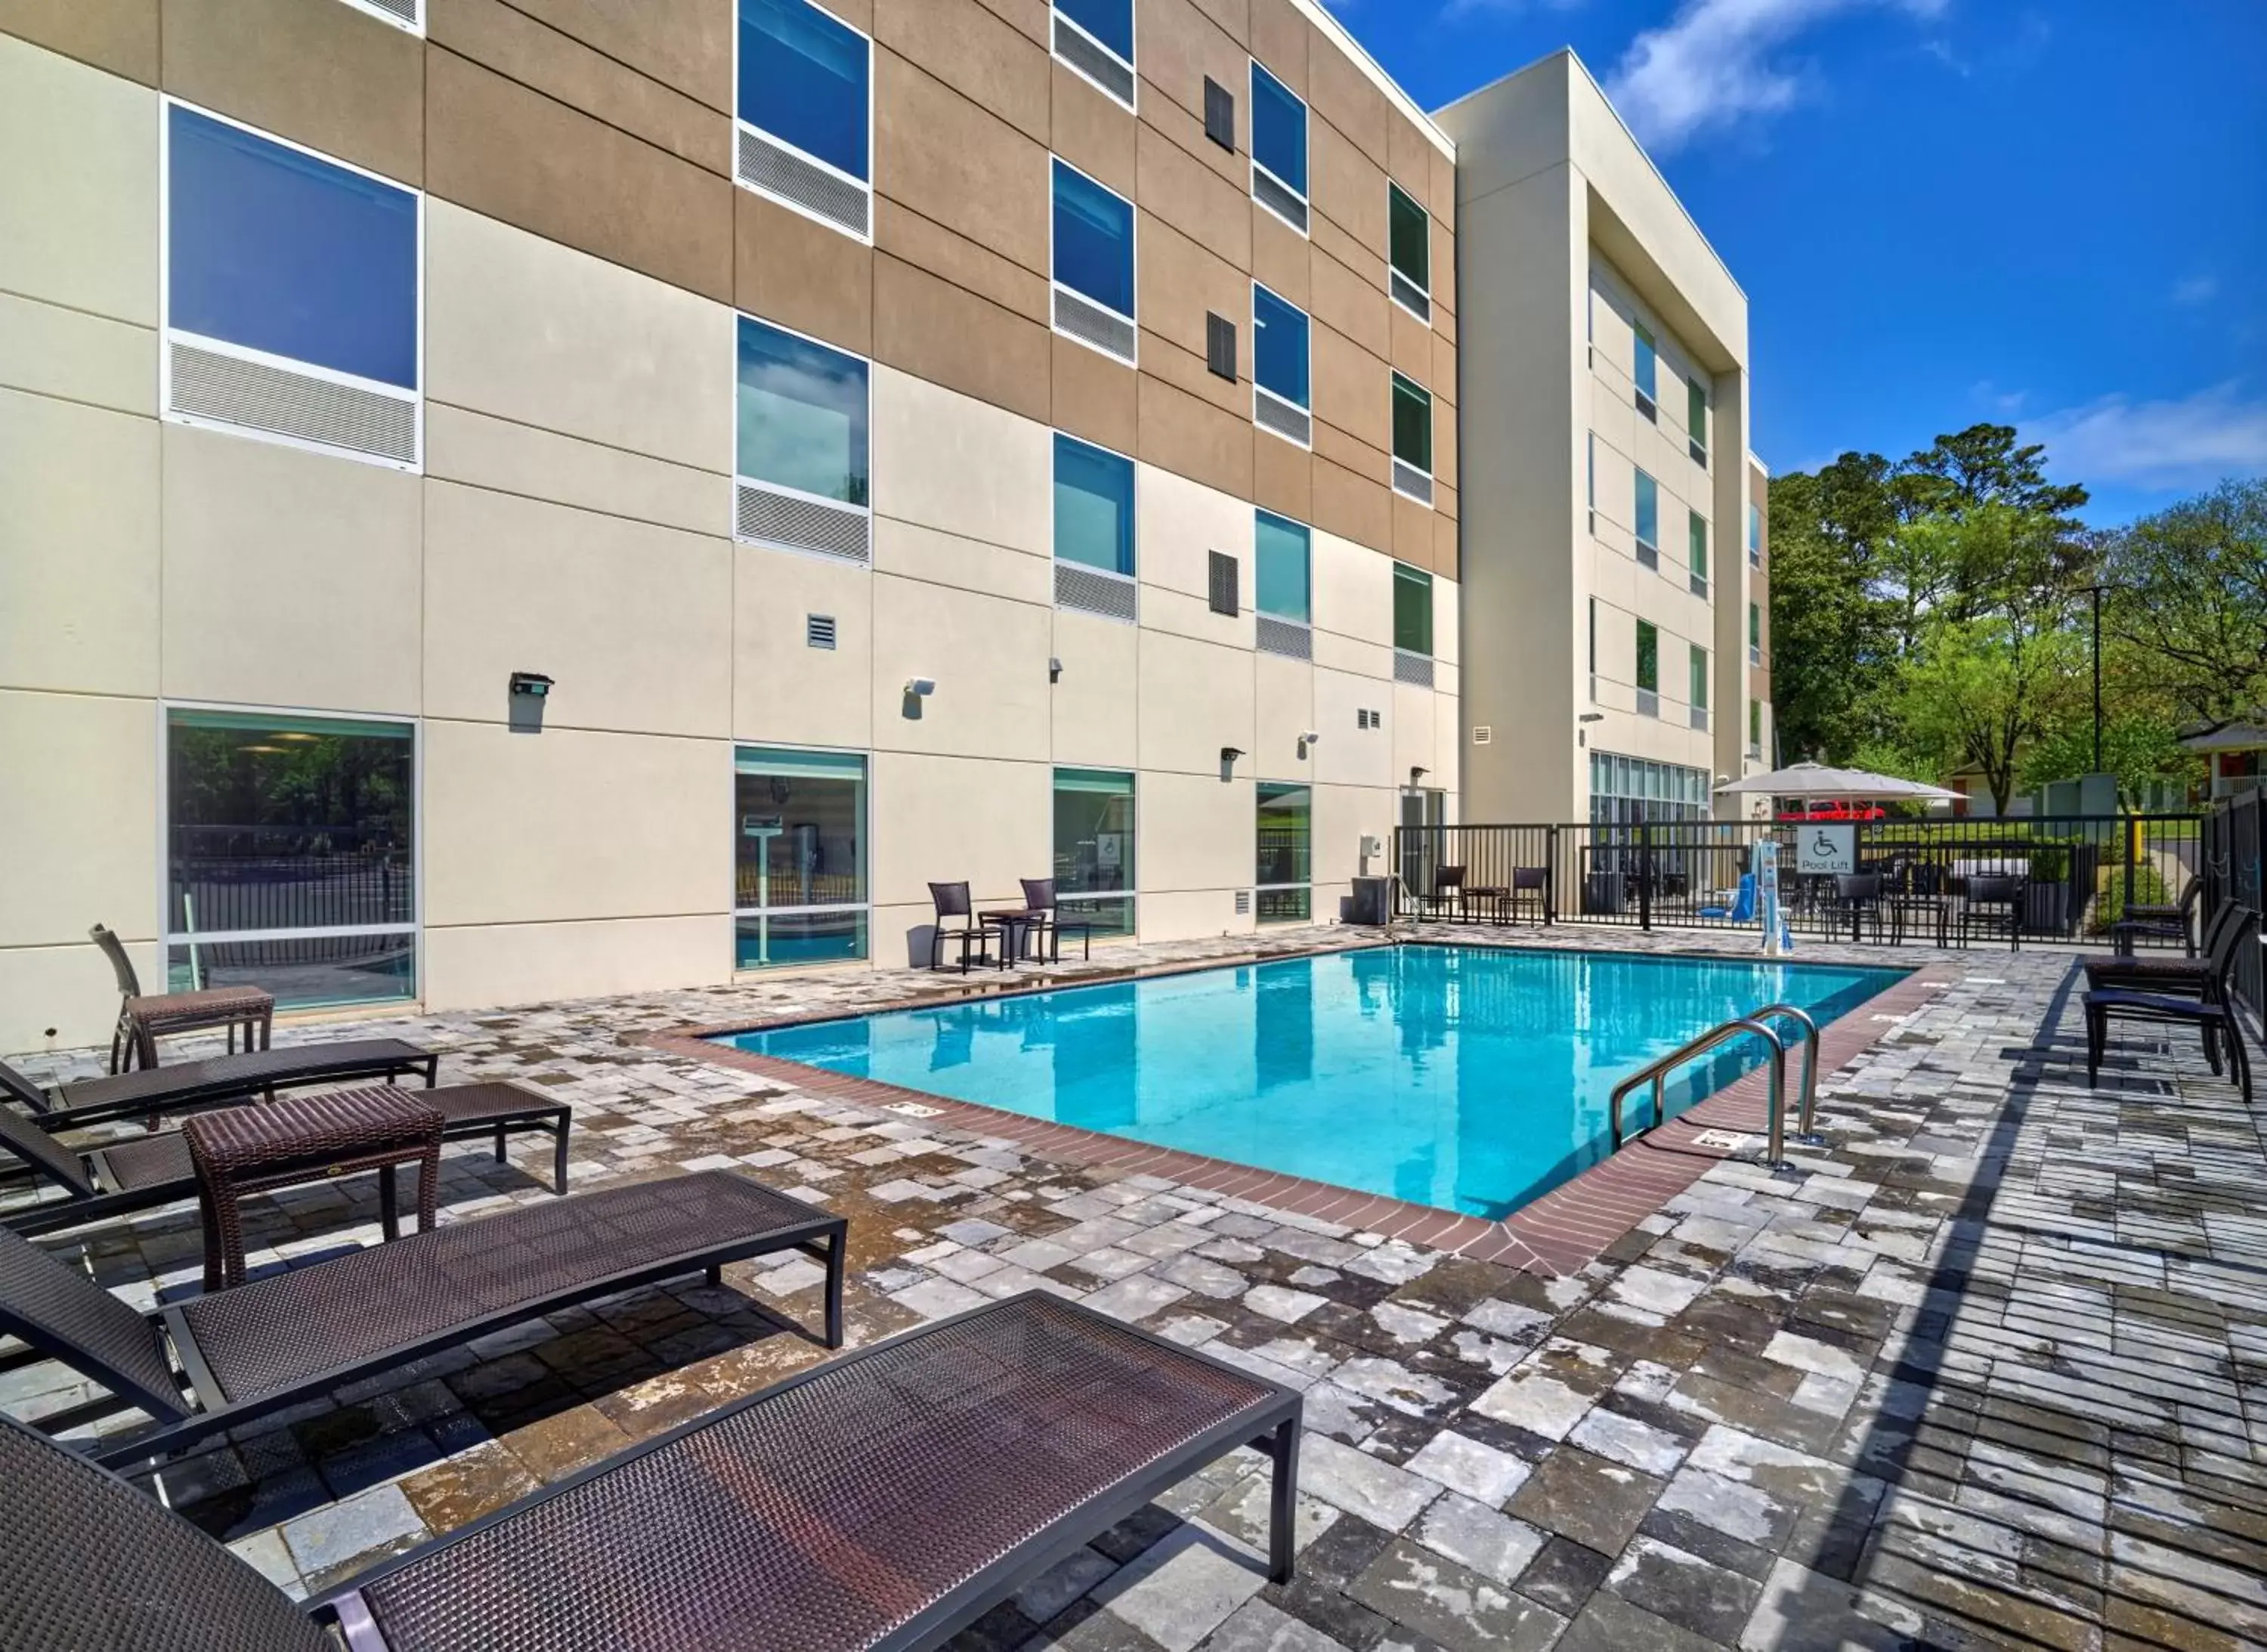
[1750,1003,1822,1143]
[1608,1016,1790,1168]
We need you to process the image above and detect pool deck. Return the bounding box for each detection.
[8,923,2264,1651]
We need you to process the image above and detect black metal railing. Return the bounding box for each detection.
[168,825,413,937]
[2203,794,2259,1020]
[1393,812,2206,949]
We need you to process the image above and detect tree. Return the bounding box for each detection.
[2098,479,2267,734]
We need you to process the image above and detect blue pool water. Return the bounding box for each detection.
[724,946,1904,1218]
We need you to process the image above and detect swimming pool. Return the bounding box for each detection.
[723,945,1905,1219]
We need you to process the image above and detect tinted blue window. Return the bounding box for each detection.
[1252,285,1310,410]
[1635,469,1659,547]
[1056,0,1133,61]
[1052,159,1135,320]
[1251,61,1307,196]
[737,317,869,505]
[1255,510,1310,622]
[1056,434,1135,576]
[168,106,418,390]
[738,0,869,181]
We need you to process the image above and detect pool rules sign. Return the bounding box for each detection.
[1797,823,1857,875]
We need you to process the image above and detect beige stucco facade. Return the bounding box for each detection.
[0,5,1461,1053]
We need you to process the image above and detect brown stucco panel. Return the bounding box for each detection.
[0,0,156,84]
[734,189,874,357]
[873,250,1053,424]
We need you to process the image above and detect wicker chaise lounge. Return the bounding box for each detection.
[0,1293,1301,1652]
[0,1169,845,1467]
[0,1080,574,1239]
[0,1038,438,1131]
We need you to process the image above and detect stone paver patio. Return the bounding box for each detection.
[6,923,2263,1650]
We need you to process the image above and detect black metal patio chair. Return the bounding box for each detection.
[1509,866,1549,924]
[1410,865,1466,920]
[2084,908,2256,1105]
[926,882,994,973]
[1830,872,1888,943]
[2111,874,2202,957]
[1958,873,2027,951]
[1020,878,1095,962]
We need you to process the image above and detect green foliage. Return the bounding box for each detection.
[2098,478,2267,733]
[2090,863,2173,935]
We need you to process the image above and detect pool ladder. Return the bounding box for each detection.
[1607,1004,1821,1170]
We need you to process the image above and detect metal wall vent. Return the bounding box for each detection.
[1056,561,1138,622]
[1390,271,1430,322]
[1635,389,1657,423]
[1393,650,1435,688]
[1235,889,1251,916]
[168,339,419,466]
[341,0,421,29]
[1690,571,1709,599]
[1053,15,1135,109]
[1635,539,1659,570]
[1253,169,1308,234]
[1391,461,1433,506]
[1690,704,1710,731]
[1637,688,1660,718]
[1254,388,1310,447]
[1206,312,1237,381]
[1472,725,1492,745]
[807,614,837,650]
[735,482,871,562]
[1053,287,1138,365]
[1208,551,1239,617]
[1204,78,1236,149]
[737,126,871,240]
[1255,615,1311,660]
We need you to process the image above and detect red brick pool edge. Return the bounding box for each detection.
[648,942,1955,1278]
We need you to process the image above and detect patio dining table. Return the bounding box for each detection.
[979,908,1048,967]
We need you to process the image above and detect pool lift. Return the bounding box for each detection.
[1753,838,1795,955]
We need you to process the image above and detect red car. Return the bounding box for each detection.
[1775,800,1886,822]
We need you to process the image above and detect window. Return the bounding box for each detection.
[1051,157,1137,364]
[1205,311,1237,380]
[1748,501,1763,566]
[1749,698,1764,757]
[1055,434,1137,618]
[1204,76,1235,149]
[1053,0,1134,109]
[1633,321,1657,419]
[1589,751,1710,826]
[1388,182,1430,321]
[1250,60,1308,233]
[1635,619,1659,716]
[735,748,867,968]
[1208,550,1239,617]
[1687,378,1708,465]
[1256,784,1313,923]
[1688,509,1709,598]
[163,102,421,468]
[735,315,872,558]
[1586,432,1597,534]
[1689,643,1709,730]
[165,710,416,1008]
[1255,510,1310,622]
[735,0,872,239]
[1588,596,1598,701]
[1054,769,1136,936]
[1393,563,1433,656]
[1391,373,1433,504]
[1749,602,1762,665]
[1634,469,1659,566]
[1252,283,1310,445]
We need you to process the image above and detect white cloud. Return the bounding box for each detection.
[1603,0,1947,153]
[2025,382,2267,493]
[1440,0,1585,20]
[2171,274,2219,307]
[1969,379,2029,416]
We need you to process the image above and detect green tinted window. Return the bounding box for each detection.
[1636,620,1658,691]
[1689,643,1708,709]
[1387,184,1428,293]
[1393,563,1433,655]
[1390,374,1432,472]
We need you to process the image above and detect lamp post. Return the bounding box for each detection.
[2077,582,2117,777]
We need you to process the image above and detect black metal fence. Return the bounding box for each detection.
[2202,793,2260,1019]
[169,825,413,939]
[1393,813,2205,949]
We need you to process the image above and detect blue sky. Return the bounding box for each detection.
[1334,0,2266,524]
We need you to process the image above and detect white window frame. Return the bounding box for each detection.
[156,701,423,1004]
[159,97,425,475]
[1052,429,1141,620]
[1053,768,1141,938]
[1050,1,1137,113]
[1248,57,1310,239]
[1387,181,1431,326]
[731,310,876,563]
[337,0,424,34]
[1633,467,1659,566]
[1390,370,1434,508]
[731,0,877,245]
[1049,154,1140,367]
[1254,783,1313,926]
[731,744,873,970]
[1251,280,1312,450]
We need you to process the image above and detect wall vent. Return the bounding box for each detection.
[736,126,870,240]
[735,481,871,562]
[1390,270,1430,322]
[806,614,837,650]
[1255,615,1311,660]
[1637,688,1660,719]
[1235,889,1252,916]
[1205,312,1236,381]
[1635,389,1657,423]
[1254,387,1311,447]
[1053,287,1137,365]
[1690,571,1709,599]
[168,338,419,467]
[1207,551,1239,617]
[340,0,422,30]
[1204,78,1236,149]
[1053,14,1135,109]
[1690,704,1710,731]
[1391,461,1433,506]
[1393,650,1435,688]
[1252,167,1308,234]
[1056,561,1138,622]
[1635,539,1659,571]
[1472,725,1492,745]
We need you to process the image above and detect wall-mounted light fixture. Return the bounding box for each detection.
[1296,730,1321,759]
[1220,746,1245,764]
[1577,709,1603,747]
[1048,657,1062,684]
[509,671,554,698]
[1409,766,1430,787]
[905,677,936,698]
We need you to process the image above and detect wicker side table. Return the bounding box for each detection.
[120,986,275,1072]
[183,1087,445,1289]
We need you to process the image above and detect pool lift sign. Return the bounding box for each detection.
[1797,823,1857,875]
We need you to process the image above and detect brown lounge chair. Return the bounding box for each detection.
[0,1039,437,1132]
[0,1080,574,1239]
[0,1293,1300,1652]
[0,1169,845,1467]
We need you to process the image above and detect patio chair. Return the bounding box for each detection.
[0,1293,1300,1652]
[2084,909,2255,1105]
[1409,865,1466,921]
[1830,872,1887,943]
[0,1168,846,1468]
[1020,877,1096,962]
[0,1039,437,1134]
[0,1081,574,1239]
[2111,874,2203,957]
[1509,866,1549,924]
[1699,874,1755,923]
[2082,901,2241,998]
[926,882,994,973]
[90,922,274,1074]
[1958,873,2026,951]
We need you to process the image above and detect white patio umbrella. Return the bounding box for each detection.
[1713,760,1961,803]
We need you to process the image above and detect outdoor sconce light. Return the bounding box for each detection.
[904,677,936,698]
[1048,657,1062,684]
[1410,766,1430,786]
[1220,746,1245,765]
[1297,730,1321,759]
[509,671,554,698]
